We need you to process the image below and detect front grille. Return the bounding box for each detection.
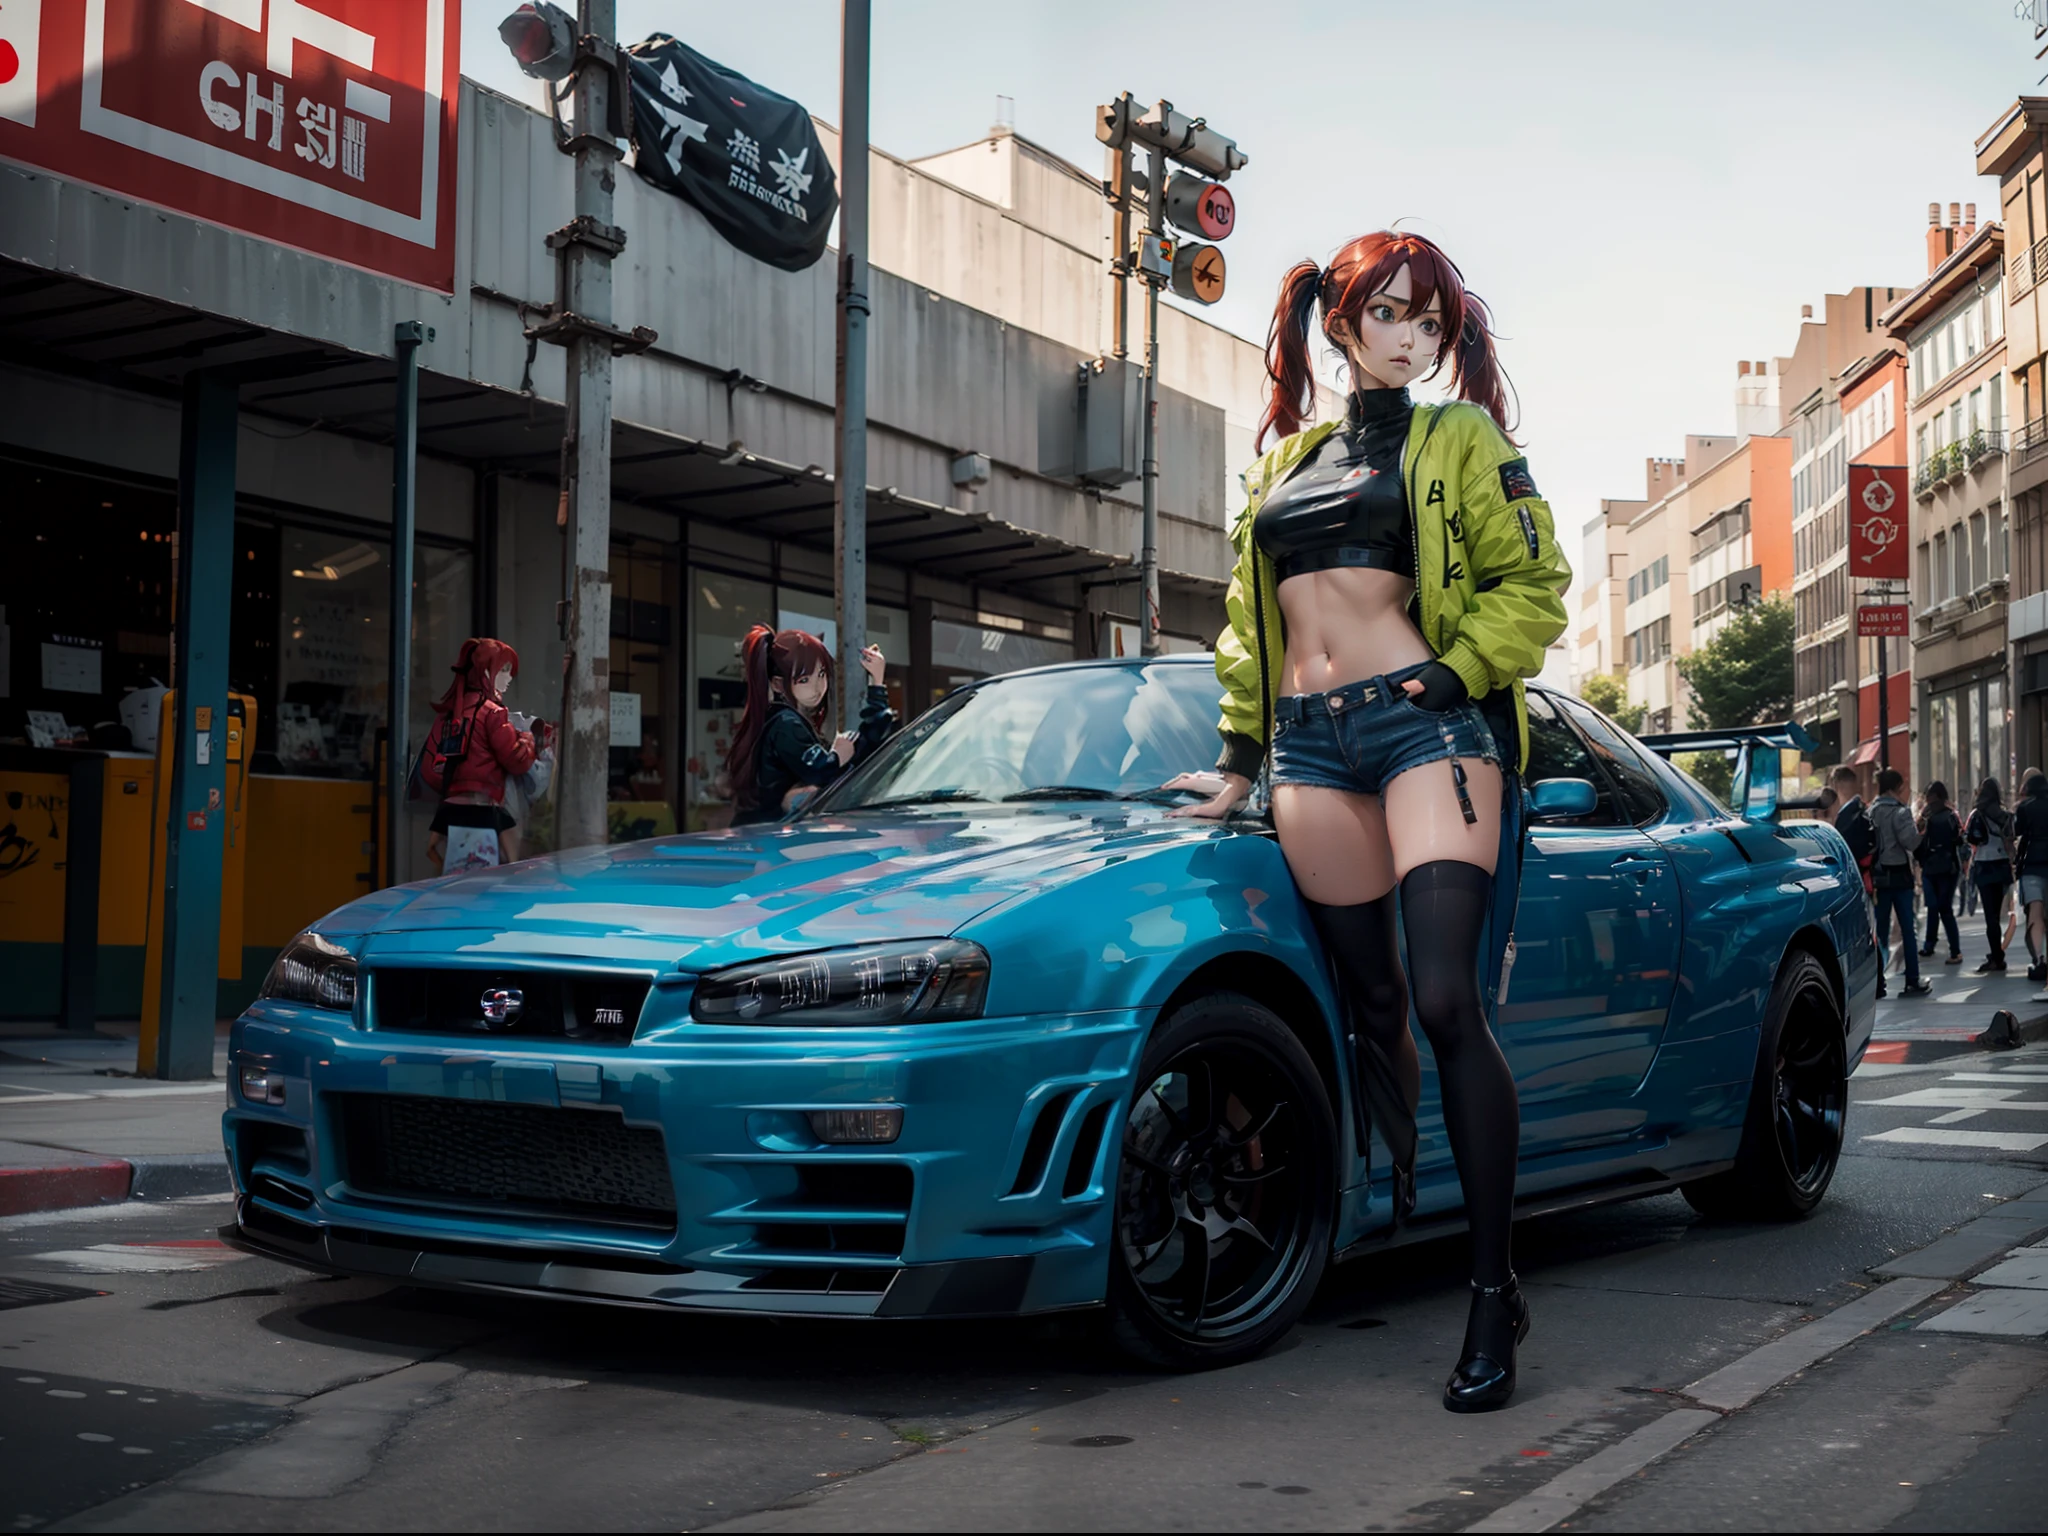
[372,969,651,1043]
[336,1094,676,1229]
[745,1163,913,1259]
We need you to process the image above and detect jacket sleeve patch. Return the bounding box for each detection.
[1498,458,1539,503]
[1515,506,1541,560]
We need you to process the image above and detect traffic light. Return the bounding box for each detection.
[1161,173,1231,305]
[499,2,577,82]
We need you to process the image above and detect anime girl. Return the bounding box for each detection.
[422,637,547,870]
[723,625,895,825]
[1170,231,1571,1412]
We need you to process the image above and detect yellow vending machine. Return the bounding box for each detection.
[139,692,254,1073]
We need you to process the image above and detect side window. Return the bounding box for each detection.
[1558,698,1670,825]
[1523,693,1623,826]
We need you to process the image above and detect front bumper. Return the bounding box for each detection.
[222,1001,1149,1319]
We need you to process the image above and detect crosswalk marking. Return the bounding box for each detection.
[1865,1088,2048,1111]
[1865,1127,2048,1152]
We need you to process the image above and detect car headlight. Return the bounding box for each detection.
[259,933,358,1012]
[691,939,990,1026]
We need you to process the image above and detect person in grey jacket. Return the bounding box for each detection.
[1871,767,1931,997]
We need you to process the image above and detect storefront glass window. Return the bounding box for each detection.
[270,528,471,782]
[1988,676,2009,791]
[607,540,679,843]
[686,570,774,831]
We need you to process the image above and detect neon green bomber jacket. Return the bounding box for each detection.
[1212,400,1573,779]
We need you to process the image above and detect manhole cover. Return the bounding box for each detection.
[1068,1435,1133,1448]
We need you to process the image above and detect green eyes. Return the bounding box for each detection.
[1366,304,1441,336]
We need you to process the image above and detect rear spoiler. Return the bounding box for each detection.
[1634,721,1820,823]
[1634,721,1821,760]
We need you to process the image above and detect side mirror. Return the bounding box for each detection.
[1530,777,1598,820]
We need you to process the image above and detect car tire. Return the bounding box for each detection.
[1682,950,1847,1222]
[1106,989,1336,1370]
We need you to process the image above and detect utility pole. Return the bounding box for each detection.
[1094,97,1244,656]
[556,0,620,849]
[834,0,872,732]
[498,1,655,847]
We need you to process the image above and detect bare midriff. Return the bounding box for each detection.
[1276,566,1432,696]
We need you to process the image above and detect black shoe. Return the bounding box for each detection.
[1444,1276,1530,1414]
[2030,963,2046,983]
[1919,944,1936,957]
[1876,982,1888,999]
[1902,979,1933,996]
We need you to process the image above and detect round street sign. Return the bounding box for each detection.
[1164,175,1236,242]
[1193,183,1234,240]
[1172,242,1227,305]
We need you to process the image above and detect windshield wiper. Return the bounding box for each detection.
[853,788,990,810]
[1001,785,1204,804]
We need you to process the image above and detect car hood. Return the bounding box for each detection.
[325,807,1227,972]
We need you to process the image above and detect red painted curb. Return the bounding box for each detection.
[0,1161,135,1216]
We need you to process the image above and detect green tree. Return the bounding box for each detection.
[1578,671,1647,733]
[1677,598,1795,729]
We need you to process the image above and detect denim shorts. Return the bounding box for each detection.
[1270,661,1501,816]
[2022,873,2048,907]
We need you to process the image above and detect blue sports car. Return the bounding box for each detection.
[223,656,1876,1367]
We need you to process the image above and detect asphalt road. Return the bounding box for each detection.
[0,1043,2044,1532]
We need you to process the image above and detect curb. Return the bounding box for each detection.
[0,1154,233,1217]
[0,1160,134,1217]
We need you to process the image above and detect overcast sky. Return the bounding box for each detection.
[461,0,2042,590]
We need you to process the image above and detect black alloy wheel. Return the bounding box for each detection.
[1107,991,1335,1369]
[1683,950,1847,1221]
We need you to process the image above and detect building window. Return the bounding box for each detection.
[1993,371,2006,433]
[1971,512,1989,592]
[1994,499,2009,579]
[1954,521,1969,596]
[1934,531,1948,602]
[1917,540,1931,605]
[1917,423,1930,468]
[1990,277,2006,343]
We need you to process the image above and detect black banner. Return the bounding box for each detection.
[624,34,838,273]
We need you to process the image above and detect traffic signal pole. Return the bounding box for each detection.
[1093,96,1245,659]
[1139,140,1164,656]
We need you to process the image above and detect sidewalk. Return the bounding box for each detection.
[1870,887,2048,1052]
[0,1022,230,1216]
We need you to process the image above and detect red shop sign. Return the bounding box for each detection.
[1856,603,1910,638]
[1847,465,1910,580]
[0,1,460,292]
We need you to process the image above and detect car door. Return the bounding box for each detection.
[1421,693,1681,1169]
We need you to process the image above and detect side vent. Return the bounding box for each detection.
[1007,1089,1079,1197]
[1062,1102,1112,1199]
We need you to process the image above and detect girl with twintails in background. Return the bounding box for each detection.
[1173,231,1570,1411]
[723,625,894,825]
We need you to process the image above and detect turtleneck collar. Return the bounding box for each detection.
[1347,386,1414,428]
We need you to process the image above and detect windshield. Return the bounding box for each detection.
[810,662,1221,812]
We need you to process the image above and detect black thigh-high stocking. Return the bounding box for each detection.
[1306,894,1418,1218]
[1400,859,1520,1288]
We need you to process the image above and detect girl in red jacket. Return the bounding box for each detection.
[424,638,546,871]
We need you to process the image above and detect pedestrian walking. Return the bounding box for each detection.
[1915,781,1963,965]
[1966,777,2014,973]
[1831,764,1874,896]
[1870,766,1929,997]
[2013,770,2048,982]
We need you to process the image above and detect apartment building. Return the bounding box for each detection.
[1626,447,1730,730]
[1686,425,1793,649]
[1575,495,1647,687]
[1982,99,2048,777]
[1783,286,1908,765]
[1884,204,2009,794]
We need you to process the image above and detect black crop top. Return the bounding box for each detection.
[1254,386,1415,582]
